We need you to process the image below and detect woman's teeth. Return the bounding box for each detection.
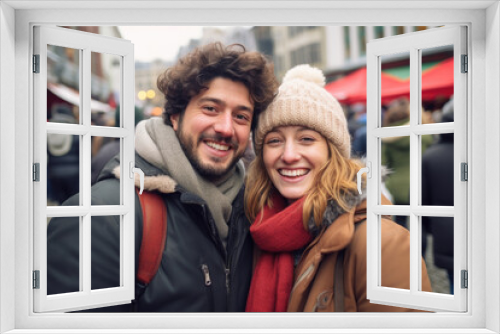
[279,169,308,177]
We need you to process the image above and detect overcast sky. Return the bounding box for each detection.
[118,26,237,63]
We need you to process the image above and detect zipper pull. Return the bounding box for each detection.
[225,268,230,293]
[201,264,212,286]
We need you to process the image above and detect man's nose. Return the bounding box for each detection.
[281,141,301,163]
[213,111,235,137]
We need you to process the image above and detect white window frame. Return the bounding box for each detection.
[1,1,499,333]
[33,25,136,313]
[365,26,468,313]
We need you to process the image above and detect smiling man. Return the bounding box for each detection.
[47,42,278,312]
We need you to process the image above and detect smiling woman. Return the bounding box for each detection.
[244,64,432,312]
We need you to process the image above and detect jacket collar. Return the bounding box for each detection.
[312,194,392,254]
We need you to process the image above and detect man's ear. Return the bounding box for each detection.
[170,113,180,131]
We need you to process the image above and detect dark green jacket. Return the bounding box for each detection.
[47,154,254,312]
[381,119,434,204]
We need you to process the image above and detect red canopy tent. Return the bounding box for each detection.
[325,67,407,105]
[421,57,454,100]
[381,58,454,103]
[325,58,454,105]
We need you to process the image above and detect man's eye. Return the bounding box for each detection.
[203,106,216,112]
[235,114,250,121]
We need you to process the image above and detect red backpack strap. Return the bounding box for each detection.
[135,189,167,285]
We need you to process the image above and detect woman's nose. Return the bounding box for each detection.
[281,141,301,163]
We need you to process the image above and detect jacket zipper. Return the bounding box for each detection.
[224,210,239,308]
[201,264,212,286]
[225,268,230,294]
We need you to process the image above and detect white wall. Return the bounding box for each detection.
[0,2,16,333]
[485,2,500,333]
[2,3,499,333]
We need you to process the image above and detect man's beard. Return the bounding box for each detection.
[175,123,242,180]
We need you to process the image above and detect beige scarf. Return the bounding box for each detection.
[135,118,244,247]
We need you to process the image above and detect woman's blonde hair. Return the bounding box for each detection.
[245,138,362,230]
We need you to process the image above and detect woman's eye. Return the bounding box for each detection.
[265,138,281,145]
[301,137,315,142]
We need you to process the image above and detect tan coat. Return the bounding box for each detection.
[287,199,432,312]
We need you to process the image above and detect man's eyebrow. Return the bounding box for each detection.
[198,97,253,112]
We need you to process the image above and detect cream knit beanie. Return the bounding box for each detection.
[254,64,351,158]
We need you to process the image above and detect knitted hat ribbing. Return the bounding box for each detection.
[254,64,351,158]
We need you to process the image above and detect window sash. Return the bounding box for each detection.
[366,25,468,312]
[32,25,136,313]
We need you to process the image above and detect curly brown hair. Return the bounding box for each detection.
[157,42,278,131]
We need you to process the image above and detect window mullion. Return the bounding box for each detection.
[81,48,92,295]
[409,46,420,294]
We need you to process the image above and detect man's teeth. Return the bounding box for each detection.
[279,169,308,177]
[206,141,230,151]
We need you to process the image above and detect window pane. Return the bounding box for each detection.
[91,215,121,290]
[381,215,410,290]
[47,45,81,124]
[91,51,121,127]
[422,216,454,295]
[47,216,80,295]
[381,52,410,127]
[91,136,121,192]
[47,134,81,206]
[421,134,454,206]
[421,45,454,124]
[381,136,410,207]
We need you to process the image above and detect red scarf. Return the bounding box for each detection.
[246,195,313,312]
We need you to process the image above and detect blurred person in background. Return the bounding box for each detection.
[381,98,434,229]
[47,104,80,204]
[244,65,431,312]
[90,105,145,185]
[422,99,455,294]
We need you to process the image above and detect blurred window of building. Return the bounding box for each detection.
[375,26,385,39]
[358,26,367,56]
[344,26,351,59]
[393,26,406,35]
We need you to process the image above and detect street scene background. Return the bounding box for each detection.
[46,25,454,299]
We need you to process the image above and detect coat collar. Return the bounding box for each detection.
[312,194,392,254]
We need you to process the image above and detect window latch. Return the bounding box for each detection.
[129,162,144,194]
[357,162,371,195]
